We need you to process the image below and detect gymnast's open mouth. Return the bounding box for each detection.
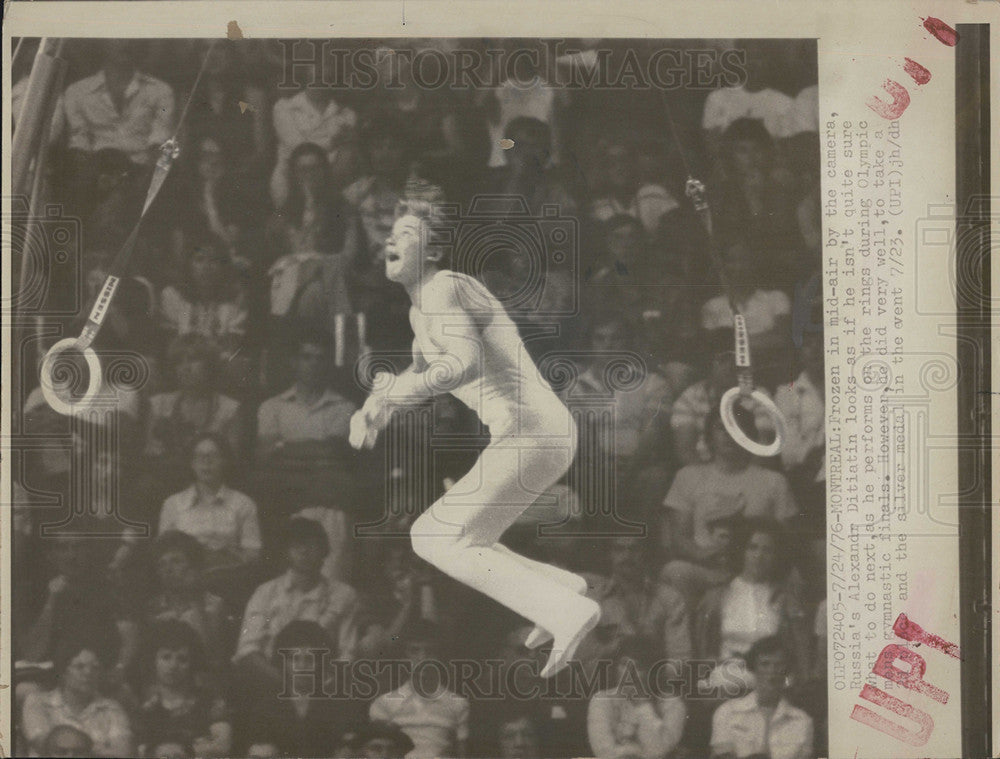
[386,253,400,262]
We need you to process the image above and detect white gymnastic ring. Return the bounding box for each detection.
[39,337,103,417]
[719,386,785,457]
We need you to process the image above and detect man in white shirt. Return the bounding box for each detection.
[711,636,814,759]
[62,40,176,166]
[270,87,357,205]
[369,620,470,759]
[256,335,357,459]
[233,517,358,685]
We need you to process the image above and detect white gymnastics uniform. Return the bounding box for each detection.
[407,270,596,641]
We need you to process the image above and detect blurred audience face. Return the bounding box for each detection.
[605,220,643,263]
[44,726,94,757]
[742,530,778,583]
[752,648,788,701]
[609,536,645,585]
[155,645,193,688]
[728,136,768,178]
[63,649,102,699]
[369,135,405,178]
[605,143,636,193]
[191,437,225,486]
[176,351,211,392]
[49,536,89,579]
[506,122,551,173]
[190,244,227,291]
[363,736,407,759]
[292,149,327,195]
[102,40,139,72]
[498,716,541,759]
[157,547,199,592]
[294,341,329,390]
[287,539,325,578]
[197,138,226,183]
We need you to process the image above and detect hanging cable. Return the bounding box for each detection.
[659,90,785,457]
[40,40,220,416]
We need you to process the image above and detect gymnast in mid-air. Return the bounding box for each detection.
[350,197,601,678]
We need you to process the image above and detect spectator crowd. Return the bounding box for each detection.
[13,37,826,759]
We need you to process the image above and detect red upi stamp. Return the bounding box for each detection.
[849,613,960,747]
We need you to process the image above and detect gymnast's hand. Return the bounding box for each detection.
[349,374,393,450]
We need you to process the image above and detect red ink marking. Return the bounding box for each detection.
[893,613,961,659]
[903,58,931,85]
[866,79,911,120]
[872,644,949,704]
[851,684,934,747]
[922,17,959,46]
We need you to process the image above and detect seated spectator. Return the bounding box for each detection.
[21,636,134,757]
[242,620,365,757]
[369,619,470,759]
[135,620,232,758]
[61,39,175,166]
[169,134,263,266]
[699,237,792,356]
[492,708,542,759]
[233,517,358,690]
[356,545,446,659]
[587,637,686,759]
[145,334,242,492]
[590,139,679,236]
[774,330,825,510]
[42,724,94,757]
[159,233,249,366]
[477,117,577,217]
[701,40,798,153]
[694,520,811,692]
[144,531,231,670]
[709,636,814,759]
[270,85,357,206]
[713,119,803,271]
[585,536,692,669]
[267,142,363,345]
[662,408,797,607]
[17,536,138,682]
[255,333,359,525]
[670,341,776,467]
[568,315,677,521]
[75,246,158,354]
[158,433,262,577]
[356,721,418,759]
[483,44,567,169]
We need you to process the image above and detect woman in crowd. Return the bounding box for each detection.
[136,620,232,758]
[239,620,364,757]
[587,636,687,759]
[693,518,812,692]
[159,233,249,367]
[145,334,243,493]
[158,433,262,602]
[267,141,363,348]
[144,531,232,672]
[21,637,134,757]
